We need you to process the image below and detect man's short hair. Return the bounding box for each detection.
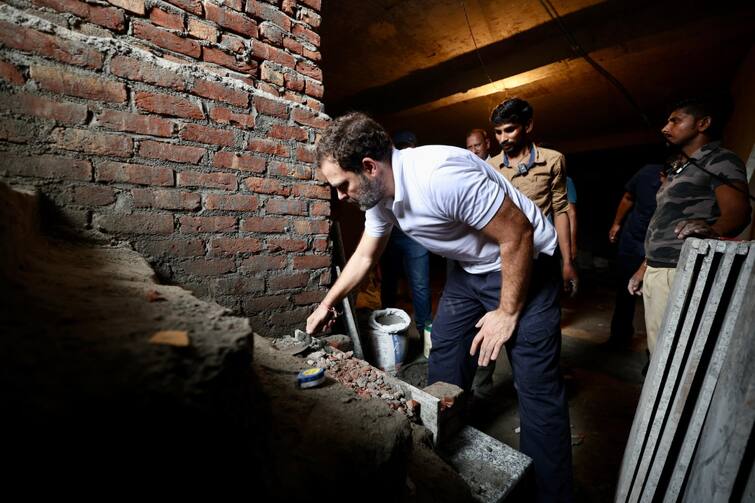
[490,97,533,126]
[670,96,731,139]
[392,130,418,149]
[466,128,489,140]
[316,112,393,173]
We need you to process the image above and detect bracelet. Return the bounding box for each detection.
[319,302,339,317]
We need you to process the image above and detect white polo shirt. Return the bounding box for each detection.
[364,146,558,274]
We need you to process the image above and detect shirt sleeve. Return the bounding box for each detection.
[363,205,394,238]
[550,153,569,215]
[430,158,505,230]
[706,151,747,190]
[625,168,642,195]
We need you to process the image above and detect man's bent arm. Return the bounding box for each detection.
[609,192,635,243]
[470,196,534,365]
[306,232,389,334]
[675,182,751,239]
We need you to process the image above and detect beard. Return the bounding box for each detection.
[353,172,385,211]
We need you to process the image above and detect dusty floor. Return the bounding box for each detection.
[387,265,647,502]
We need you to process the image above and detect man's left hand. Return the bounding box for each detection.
[470,309,517,366]
[675,219,718,239]
[562,262,579,296]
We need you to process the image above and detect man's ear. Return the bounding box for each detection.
[525,119,534,135]
[697,116,712,134]
[361,157,378,176]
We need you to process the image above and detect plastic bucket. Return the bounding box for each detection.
[367,308,410,373]
[423,322,432,359]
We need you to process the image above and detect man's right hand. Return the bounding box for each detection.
[306,303,338,335]
[627,268,644,296]
[608,223,621,243]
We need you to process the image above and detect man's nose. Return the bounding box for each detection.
[337,190,348,200]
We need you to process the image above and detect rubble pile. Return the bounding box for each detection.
[306,349,419,420]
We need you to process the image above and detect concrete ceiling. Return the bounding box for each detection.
[320,0,755,153]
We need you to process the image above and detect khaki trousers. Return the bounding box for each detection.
[642,265,677,353]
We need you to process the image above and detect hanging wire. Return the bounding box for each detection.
[460,0,498,89]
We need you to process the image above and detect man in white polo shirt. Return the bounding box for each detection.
[306,112,573,502]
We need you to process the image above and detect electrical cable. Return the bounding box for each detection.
[459,0,496,87]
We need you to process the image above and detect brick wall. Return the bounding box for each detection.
[0,0,331,334]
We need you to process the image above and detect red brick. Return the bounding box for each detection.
[296,145,316,163]
[296,61,322,82]
[293,254,329,269]
[96,161,173,186]
[164,0,202,15]
[310,201,330,216]
[179,215,236,233]
[293,219,328,235]
[259,22,284,46]
[240,255,286,272]
[312,237,328,252]
[33,0,126,31]
[292,107,328,129]
[95,110,175,137]
[291,183,329,200]
[299,7,321,28]
[269,161,312,180]
[205,193,258,211]
[133,20,200,58]
[303,47,321,62]
[261,62,285,86]
[0,21,103,69]
[132,188,200,209]
[281,0,296,14]
[305,97,324,112]
[267,238,306,252]
[107,0,145,14]
[71,185,116,206]
[149,7,184,30]
[180,124,236,147]
[219,33,246,54]
[52,128,132,157]
[245,177,290,196]
[268,272,309,290]
[202,47,258,75]
[246,1,291,31]
[251,39,295,68]
[284,71,304,92]
[93,212,173,234]
[293,290,325,305]
[257,81,281,96]
[181,258,235,275]
[188,18,218,42]
[192,79,249,107]
[0,60,25,85]
[135,91,204,119]
[213,151,266,173]
[247,138,290,157]
[269,307,311,326]
[283,37,303,56]
[210,106,255,129]
[0,93,87,124]
[220,0,243,11]
[210,237,262,255]
[139,140,206,164]
[177,170,237,190]
[110,55,186,91]
[213,276,265,295]
[305,79,324,99]
[253,95,288,119]
[241,216,286,233]
[292,23,320,47]
[266,199,306,215]
[243,295,289,311]
[269,124,308,141]
[299,0,320,11]
[137,238,205,257]
[204,1,258,37]
[3,154,92,181]
[31,65,126,103]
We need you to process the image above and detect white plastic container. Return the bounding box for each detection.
[367,308,410,373]
[423,322,432,359]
